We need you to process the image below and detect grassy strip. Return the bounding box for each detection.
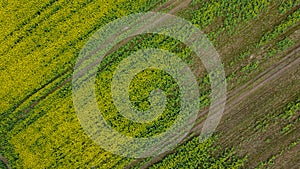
[148,136,246,169]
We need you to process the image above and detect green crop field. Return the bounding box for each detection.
[1,0,300,168]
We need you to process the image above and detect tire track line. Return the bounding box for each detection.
[0,0,95,56]
[0,155,11,169]
[131,46,300,169]
[0,0,59,41]
[2,0,188,126]
[1,0,168,118]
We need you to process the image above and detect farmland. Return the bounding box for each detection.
[1,0,300,168]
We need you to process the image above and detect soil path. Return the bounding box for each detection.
[131,46,299,168]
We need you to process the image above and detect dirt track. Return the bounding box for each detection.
[127,44,300,168]
[124,2,300,167]
[2,0,299,168]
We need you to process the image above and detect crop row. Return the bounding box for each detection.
[0,0,113,114]
[255,96,300,168]
[1,0,167,168]
[188,0,270,42]
[259,7,300,46]
[149,136,246,169]
[2,0,298,168]
[0,0,52,40]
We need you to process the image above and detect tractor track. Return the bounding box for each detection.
[127,45,300,168]
[1,0,299,168]
[0,155,11,169]
[1,0,188,118]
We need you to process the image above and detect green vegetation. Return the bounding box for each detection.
[1,0,299,168]
[255,97,300,168]
[149,136,246,169]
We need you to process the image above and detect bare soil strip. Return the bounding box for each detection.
[2,0,299,168]
[130,45,300,168]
